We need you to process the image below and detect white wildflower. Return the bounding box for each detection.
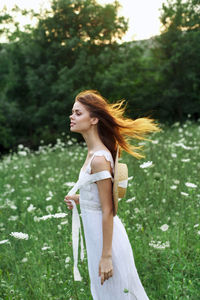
[185,182,197,188]
[170,185,177,190]
[39,214,53,221]
[0,239,9,245]
[27,204,36,212]
[48,177,55,182]
[46,205,53,213]
[138,142,146,146]
[38,212,67,220]
[149,240,170,249]
[197,231,200,235]
[181,158,190,162]
[136,224,142,231]
[10,232,29,240]
[64,182,75,187]
[21,257,28,262]
[181,192,189,197]
[67,140,73,145]
[174,142,192,150]
[18,151,27,156]
[139,161,153,169]
[126,197,136,203]
[173,179,180,184]
[194,224,199,228]
[172,122,180,127]
[18,144,24,149]
[53,213,67,218]
[8,215,18,221]
[65,257,70,263]
[134,208,140,213]
[171,153,177,158]
[60,220,68,225]
[57,206,62,213]
[10,204,17,210]
[46,196,52,201]
[42,246,51,251]
[160,224,169,232]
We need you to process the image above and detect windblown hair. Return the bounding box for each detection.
[75,90,161,161]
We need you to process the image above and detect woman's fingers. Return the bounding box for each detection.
[64,198,73,210]
[99,265,105,285]
[104,272,109,281]
[99,264,101,277]
[64,195,79,206]
[101,272,104,285]
[65,195,73,200]
[64,199,72,204]
[99,258,113,285]
[100,270,113,285]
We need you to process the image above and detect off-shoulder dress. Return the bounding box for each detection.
[71,150,149,300]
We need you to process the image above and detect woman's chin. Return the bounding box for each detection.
[70,126,78,133]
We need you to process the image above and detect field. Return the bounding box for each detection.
[0,120,200,300]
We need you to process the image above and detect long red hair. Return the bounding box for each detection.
[75,90,161,161]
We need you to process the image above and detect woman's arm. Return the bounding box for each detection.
[91,156,114,284]
[64,194,79,209]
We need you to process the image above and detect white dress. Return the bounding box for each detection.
[69,150,149,300]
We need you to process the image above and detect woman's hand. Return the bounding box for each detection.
[99,255,113,285]
[64,194,79,210]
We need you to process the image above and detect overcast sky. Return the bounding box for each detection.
[0,0,168,42]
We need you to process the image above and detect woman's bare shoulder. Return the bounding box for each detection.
[90,149,113,173]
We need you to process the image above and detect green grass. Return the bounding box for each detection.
[0,120,200,300]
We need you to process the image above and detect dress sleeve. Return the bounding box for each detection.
[87,151,114,176]
[88,170,113,184]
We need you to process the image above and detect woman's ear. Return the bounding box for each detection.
[91,117,99,125]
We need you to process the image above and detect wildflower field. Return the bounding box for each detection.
[0,120,199,300]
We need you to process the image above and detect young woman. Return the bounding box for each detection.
[64,90,160,300]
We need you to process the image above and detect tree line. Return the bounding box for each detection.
[0,0,199,155]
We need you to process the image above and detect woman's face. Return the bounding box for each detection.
[69,101,97,133]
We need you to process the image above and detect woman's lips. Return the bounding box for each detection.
[70,123,75,126]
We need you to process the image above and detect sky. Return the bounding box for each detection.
[0,0,168,42]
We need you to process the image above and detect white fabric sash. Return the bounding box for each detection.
[67,170,113,281]
[118,179,128,188]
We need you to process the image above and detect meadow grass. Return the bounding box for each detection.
[0,120,200,300]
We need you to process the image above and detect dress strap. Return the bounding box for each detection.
[72,171,113,190]
[67,169,113,281]
[67,185,84,281]
[82,170,113,183]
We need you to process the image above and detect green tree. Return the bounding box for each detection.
[0,0,128,153]
[94,40,160,119]
[152,0,200,121]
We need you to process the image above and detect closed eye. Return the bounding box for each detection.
[72,109,81,115]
